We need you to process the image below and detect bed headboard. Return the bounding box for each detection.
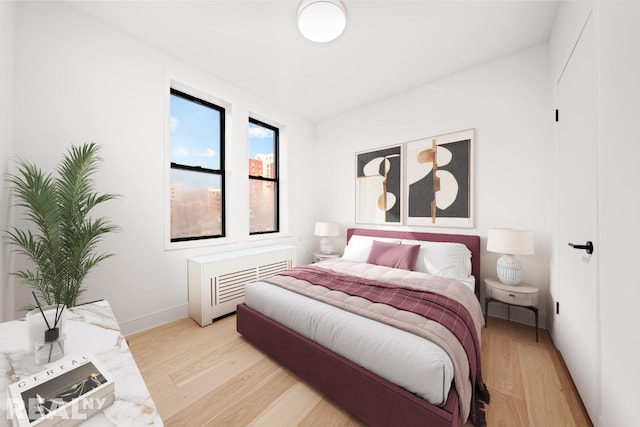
[346,228,481,299]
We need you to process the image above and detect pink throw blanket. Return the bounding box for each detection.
[267,264,490,426]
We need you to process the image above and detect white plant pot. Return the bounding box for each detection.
[26,304,66,353]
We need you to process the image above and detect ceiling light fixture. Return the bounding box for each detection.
[297,0,347,43]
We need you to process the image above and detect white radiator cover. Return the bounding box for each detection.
[188,245,296,326]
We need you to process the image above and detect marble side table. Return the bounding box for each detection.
[0,300,163,426]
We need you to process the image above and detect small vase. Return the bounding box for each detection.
[34,333,65,364]
[26,304,66,357]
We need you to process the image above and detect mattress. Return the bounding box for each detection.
[244,280,454,406]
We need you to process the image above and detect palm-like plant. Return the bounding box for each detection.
[6,143,119,309]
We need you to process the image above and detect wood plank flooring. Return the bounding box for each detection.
[127,315,592,426]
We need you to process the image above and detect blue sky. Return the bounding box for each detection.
[170,93,274,190]
[248,122,275,159]
[171,94,275,166]
[170,94,220,170]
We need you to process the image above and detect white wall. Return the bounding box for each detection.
[12,2,317,333]
[596,3,640,425]
[549,1,593,84]
[0,1,15,323]
[315,44,553,327]
[549,2,639,425]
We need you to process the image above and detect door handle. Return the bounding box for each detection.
[568,241,594,254]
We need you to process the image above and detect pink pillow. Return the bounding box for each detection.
[366,240,420,271]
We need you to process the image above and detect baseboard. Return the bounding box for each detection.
[120,303,189,336]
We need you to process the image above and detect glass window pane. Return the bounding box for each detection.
[248,122,275,179]
[249,180,277,233]
[170,93,221,170]
[170,169,222,240]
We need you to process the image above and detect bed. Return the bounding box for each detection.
[236,228,488,427]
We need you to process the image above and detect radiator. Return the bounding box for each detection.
[188,244,296,326]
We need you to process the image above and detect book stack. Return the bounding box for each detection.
[7,354,115,426]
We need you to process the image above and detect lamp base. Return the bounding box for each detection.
[319,237,334,255]
[496,254,522,285]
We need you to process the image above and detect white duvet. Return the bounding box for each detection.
[244,279,455,406]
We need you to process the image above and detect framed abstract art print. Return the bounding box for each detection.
[355,144,403,225]
[405,129,474,227]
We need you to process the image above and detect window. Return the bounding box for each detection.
[169,88,225,241]
[248,118,279,234]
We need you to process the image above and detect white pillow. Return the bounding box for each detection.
[401,239,472,280]
[341,235,401,263]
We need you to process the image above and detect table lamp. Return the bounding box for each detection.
[487,228,534,285]
[314,221,339,254]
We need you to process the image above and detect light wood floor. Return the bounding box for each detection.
[127,315,592,426]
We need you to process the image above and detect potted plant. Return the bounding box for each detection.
[5,142,119,316]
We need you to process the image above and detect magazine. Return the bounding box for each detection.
[8,354,115,426]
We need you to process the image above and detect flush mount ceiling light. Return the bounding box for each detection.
[297,0,347,43]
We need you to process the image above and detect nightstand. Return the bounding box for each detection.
[484,278,539,341]
[312,252,340,263]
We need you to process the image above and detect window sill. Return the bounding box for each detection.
[164,236,238,252]
[248,232,291,243]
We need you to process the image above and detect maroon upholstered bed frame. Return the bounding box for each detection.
[236,228,481,427]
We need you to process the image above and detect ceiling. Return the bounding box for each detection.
[65,1,559,123]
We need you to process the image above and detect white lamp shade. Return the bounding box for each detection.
[314,221,339,237]
[487,228,534,255]
[297,0,347,43]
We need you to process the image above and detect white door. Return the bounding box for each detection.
[556,14,598,422]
